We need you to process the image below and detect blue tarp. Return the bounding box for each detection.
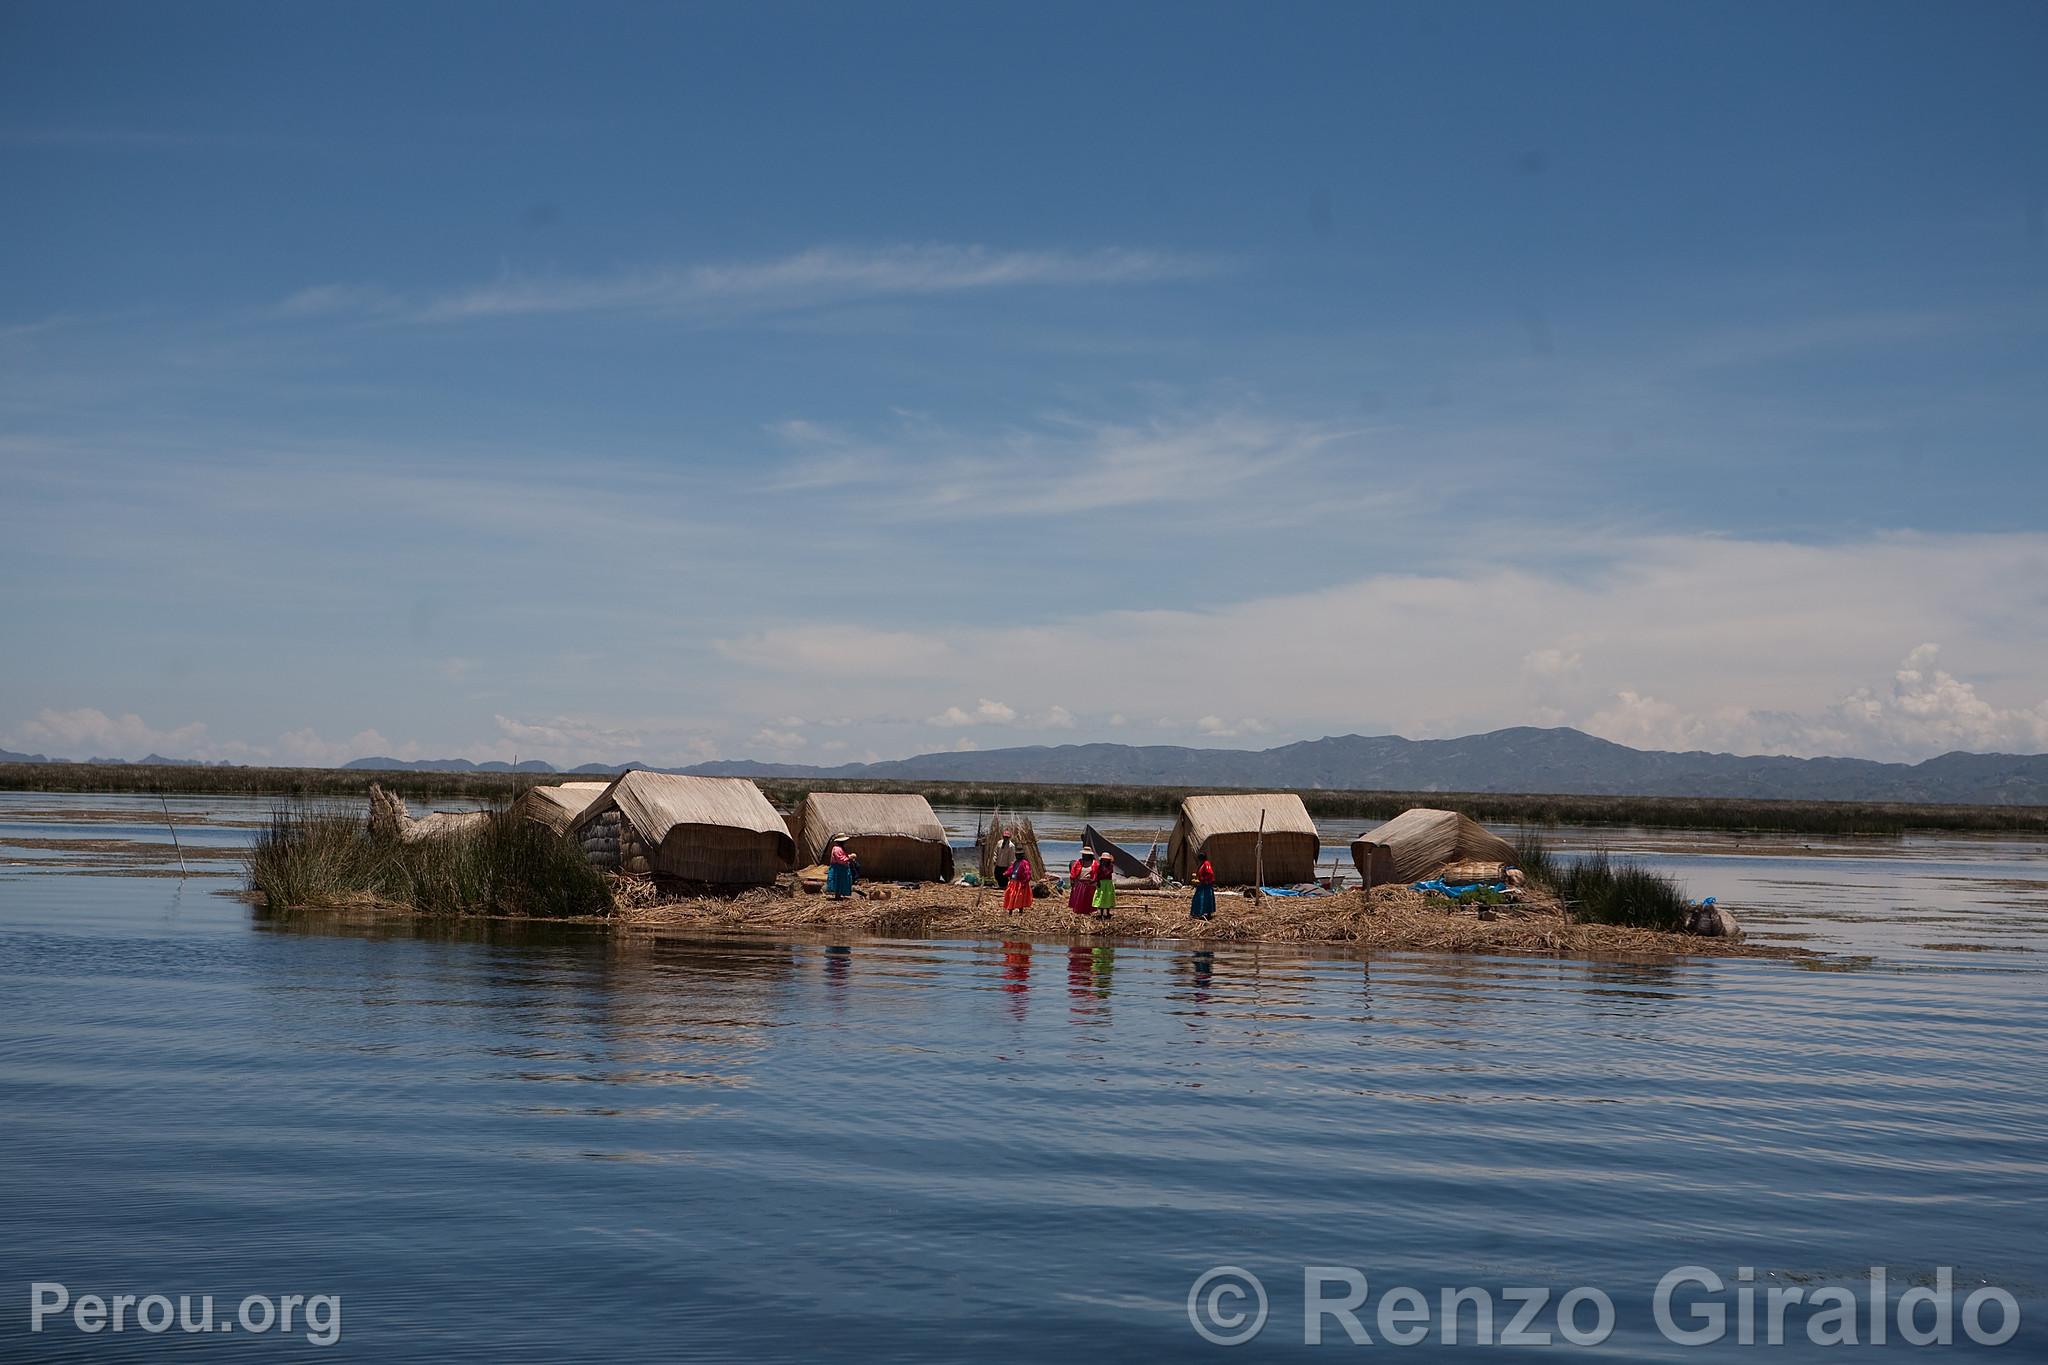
[1413,878,1508,896]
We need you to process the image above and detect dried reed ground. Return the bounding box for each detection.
[613,879,1803,960]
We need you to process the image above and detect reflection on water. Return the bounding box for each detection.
[0,794,2045,1360]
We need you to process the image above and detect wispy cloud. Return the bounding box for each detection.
[275,244,1218,324]
[760,407,1382,517]
[275,283,406,319]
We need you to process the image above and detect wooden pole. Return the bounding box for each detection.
[158,791,188,880]
[1253,807,1266,904]
[973,807,994,910]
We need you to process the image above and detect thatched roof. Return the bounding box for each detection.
[514,782,610,836]
[1167,794,1320,884]
[572,771,794,856]
[1351,807,1518,885]
[794,792,946,854]
[1176,793,1319,844]
[792,792,955,880]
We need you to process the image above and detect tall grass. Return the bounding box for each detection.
[1514,837,1692,932]
[248,805,612,918]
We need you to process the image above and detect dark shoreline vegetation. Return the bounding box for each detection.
[12,760,2048,836]
[248,805,612,918]
[1513,837,1693,932]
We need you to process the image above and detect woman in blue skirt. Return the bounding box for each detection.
[826,838,855,899]
[1189,854,1217,920]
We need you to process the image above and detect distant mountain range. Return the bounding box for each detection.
[671,728,2048,804]
[1,748,213,767]
[9,728,2046,804]
[342,756,568,774]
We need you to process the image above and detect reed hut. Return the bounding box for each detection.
[790,791,956,882]
[1166,794,1320,886]
[977,812,1046,886]
[567,772,794,885]
[1350,808,1518,886]
[511,782,610,837]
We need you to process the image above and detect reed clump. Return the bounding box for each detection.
[1517,836,1692,931]
[247,804,612,918]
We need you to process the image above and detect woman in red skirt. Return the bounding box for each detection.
[1003,852,1034,912]
[1068,847,1096,916]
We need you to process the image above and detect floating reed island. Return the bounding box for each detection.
[243,776,1775,958]
[609,880,1799,960]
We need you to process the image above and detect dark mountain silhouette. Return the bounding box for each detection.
[678,726,2048,804]
[341,756,559,774]
[55,727,2042,804]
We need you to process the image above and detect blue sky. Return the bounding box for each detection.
[4,1,2046,767]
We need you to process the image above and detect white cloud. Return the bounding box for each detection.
[1521,648,1583,679]
[493,713,643,754]
[1004,412,1366,515]
[926,698,1017,728]
[270,727,404,766]
[276,283,404,319]
[284,245,1218,324]
[20,534,2048,771]
[1586,644,2048,760]
[717,625,953,676]
[749,727,807,756]
[1193,715,1269,740]
[6,709,411,766]
[15,707,209,760]
[698,531,2048,763]
[487,713,723,767]
[824,409,1374,518]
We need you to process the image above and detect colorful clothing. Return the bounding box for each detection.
[1190,858,1216,919]
[1091,855,1117,913]
[826,847,853,898]
[1068,856,1095,914]
[1003,856,1034,911]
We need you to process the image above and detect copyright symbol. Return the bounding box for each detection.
[1187,1265,1268,1346]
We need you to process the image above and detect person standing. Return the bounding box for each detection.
[991,832,1016,888]
[826,839,854,900]
[1090,849,1117,918]
[1068,847,1096,916]
[1003,851,1034,913]
[1189,854,1217,919]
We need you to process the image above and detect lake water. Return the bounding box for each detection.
[2,792,2044,1360]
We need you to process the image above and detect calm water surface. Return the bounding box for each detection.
[2,793,2044,1360]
